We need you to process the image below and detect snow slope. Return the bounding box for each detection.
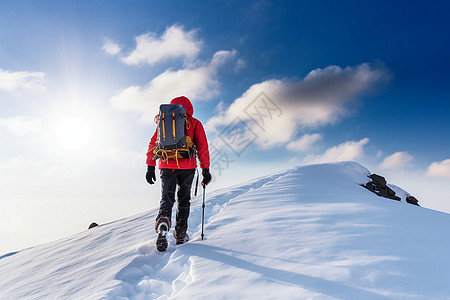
[0,162,449,299]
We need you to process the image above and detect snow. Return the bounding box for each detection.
[1,161,449,299]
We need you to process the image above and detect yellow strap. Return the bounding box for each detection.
[153,147,193,167]
[175,149,180,168]
[162,113,165,139]
[172,112,176,138]
[147,145,156,154]
[155,149,169,162]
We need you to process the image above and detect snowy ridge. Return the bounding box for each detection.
[1,162,449,299]
[106,168,288,299]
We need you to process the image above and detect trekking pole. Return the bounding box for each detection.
[194,168,199,196]
[201,183,206,240]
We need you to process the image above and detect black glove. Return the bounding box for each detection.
[146,166,156,184]
[202,168,212,186]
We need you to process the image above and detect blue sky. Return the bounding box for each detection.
[1,0,450,254]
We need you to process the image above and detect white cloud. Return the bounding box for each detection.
[0,116,43,135]
[206,63,391,149]
[379,151,413,170]
[426,159,450,179]
[119,25,202,65]
[376,151,384,158]
[304,138,369,164]
[287,133,322,152]
[102,38,122,56]
[0,68,47,92]
[110,50,237,122]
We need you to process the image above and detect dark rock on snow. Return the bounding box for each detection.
[361,173,420,206]
[406,196,420,206]
[88,222,99,229]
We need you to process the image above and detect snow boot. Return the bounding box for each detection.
[175,233,189,245]
[156,222,169,252]
[174,225,189,245]
[155,216,171,233]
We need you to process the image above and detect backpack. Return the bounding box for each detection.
[152,104,195,165]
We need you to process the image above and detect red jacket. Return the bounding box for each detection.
[146,96,210,170]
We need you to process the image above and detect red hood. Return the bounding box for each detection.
[170,96,194,116]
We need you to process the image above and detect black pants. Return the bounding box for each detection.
[157,168,196,231]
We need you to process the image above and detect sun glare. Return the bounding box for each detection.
[55,117,93,151]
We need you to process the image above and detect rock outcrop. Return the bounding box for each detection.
[406,195,420,206]
[88,222,99,229]
[362,173,420,206]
